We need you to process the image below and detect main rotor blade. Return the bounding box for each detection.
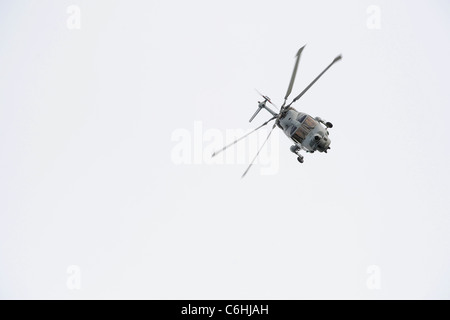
[241,123,277,179]
[288,54,342,107]
[283,46,306,105]
[212,116,276,158]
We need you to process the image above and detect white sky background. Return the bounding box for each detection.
[0,0,449,299]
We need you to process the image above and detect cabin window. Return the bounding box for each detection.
[297,114,306,123]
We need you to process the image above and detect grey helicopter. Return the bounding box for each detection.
[212,45,342,178]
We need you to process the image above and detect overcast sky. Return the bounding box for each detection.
[1,0,449,299]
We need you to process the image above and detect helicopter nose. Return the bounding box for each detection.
[314,134,331,152]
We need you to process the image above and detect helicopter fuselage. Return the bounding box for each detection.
[212,46,341,176]
[277,107,331,153]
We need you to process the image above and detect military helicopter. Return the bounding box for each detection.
[212,45,342,178]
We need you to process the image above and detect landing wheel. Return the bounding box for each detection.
[290,145,300,154]
[297,156,304,163]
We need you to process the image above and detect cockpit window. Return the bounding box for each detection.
[304,115,316,129]
[292,115,317,143]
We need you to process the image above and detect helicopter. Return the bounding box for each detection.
[212,45,342,178]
